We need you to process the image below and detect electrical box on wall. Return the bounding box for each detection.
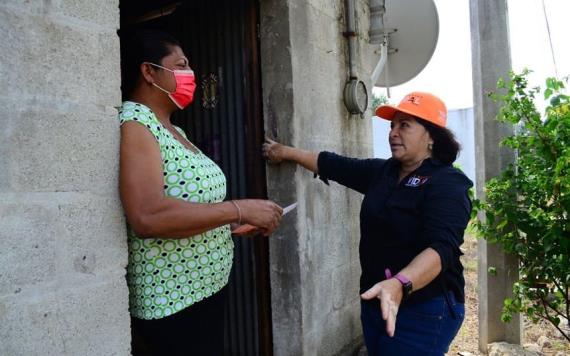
[343,0,439,116]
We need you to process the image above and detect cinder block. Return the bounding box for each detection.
[0,192,127,294]
[57,0,120,28]
[0,1,52,15]
[298,185,357,266]
[332,263,361,310]
[303,301,361,356]
[0,273,130,356]
[1,0,119,28]
[269,223,301,276]
[305,0,342,19]
[0,199,58,294]
[0,7,121,107]
[269,270,304,356]
[316,305,362,356]
[290,1,343,53]
[291,21,344,73]
[0,99,120,193]
[301,269,334,331]
[56,193,128,275]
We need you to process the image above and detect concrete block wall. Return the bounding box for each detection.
[0,1,130,355]
[261,0,376,355]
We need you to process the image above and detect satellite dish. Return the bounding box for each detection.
[370,0,439,87]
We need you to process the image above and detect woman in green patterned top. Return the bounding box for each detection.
[118,30,283,356]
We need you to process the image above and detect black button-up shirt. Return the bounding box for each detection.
[317,152,473,304]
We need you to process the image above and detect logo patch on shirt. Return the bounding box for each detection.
[405,175,430,187]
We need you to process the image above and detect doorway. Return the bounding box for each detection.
[119,1,272,355]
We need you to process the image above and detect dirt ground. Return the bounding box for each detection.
[447,234,570,356]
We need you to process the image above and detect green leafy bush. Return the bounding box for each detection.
[371,92,388,109]
[472,70,569,342]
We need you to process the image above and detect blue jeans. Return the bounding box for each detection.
[361,293,464,356]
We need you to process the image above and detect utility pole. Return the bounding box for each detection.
[469,0,522,352]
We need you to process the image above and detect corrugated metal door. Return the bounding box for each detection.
[167,1,271,355]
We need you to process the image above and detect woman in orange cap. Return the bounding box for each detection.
[263,92,472,355]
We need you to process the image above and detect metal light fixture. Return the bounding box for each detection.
[344,80,368,115]
[343,0,368,116]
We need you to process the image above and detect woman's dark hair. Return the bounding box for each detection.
[119,29,182,98]
[416,118,461,165]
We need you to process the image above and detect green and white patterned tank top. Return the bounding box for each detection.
[119,101,234,320]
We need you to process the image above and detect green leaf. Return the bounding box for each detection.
[497,219,509,231]
[544,88,553,99]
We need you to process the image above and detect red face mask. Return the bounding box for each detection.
[147,62,196,109]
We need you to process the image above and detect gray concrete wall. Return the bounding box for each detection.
[260,0,376,355]
[0,1,130,355]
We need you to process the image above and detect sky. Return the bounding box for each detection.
[372,0,570,110]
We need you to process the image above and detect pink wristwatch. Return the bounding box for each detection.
[385,268,413,300]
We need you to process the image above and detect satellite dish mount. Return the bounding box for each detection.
[342,0,438,114]
[369,0,439,90]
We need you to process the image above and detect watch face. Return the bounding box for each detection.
[403,281,413,298]
[394,273,413,299]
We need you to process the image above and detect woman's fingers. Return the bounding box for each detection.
[361,281,400,338]
[262,202,283,236]
[262,137,274,156]
[381,296,398,337]
[232,198,286,237]
[380,293,390,321]
[239,199,283,235]
[231,224,259,236]
[273,201,284,215]
[262,137,284,164]
[361,283,382,300]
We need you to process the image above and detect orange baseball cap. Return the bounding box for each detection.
[375,92,448,128]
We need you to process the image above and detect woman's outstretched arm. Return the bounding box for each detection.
[262,138,319,173]
[263,137,385,194]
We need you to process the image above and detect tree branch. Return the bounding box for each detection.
[540,297,570,342]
